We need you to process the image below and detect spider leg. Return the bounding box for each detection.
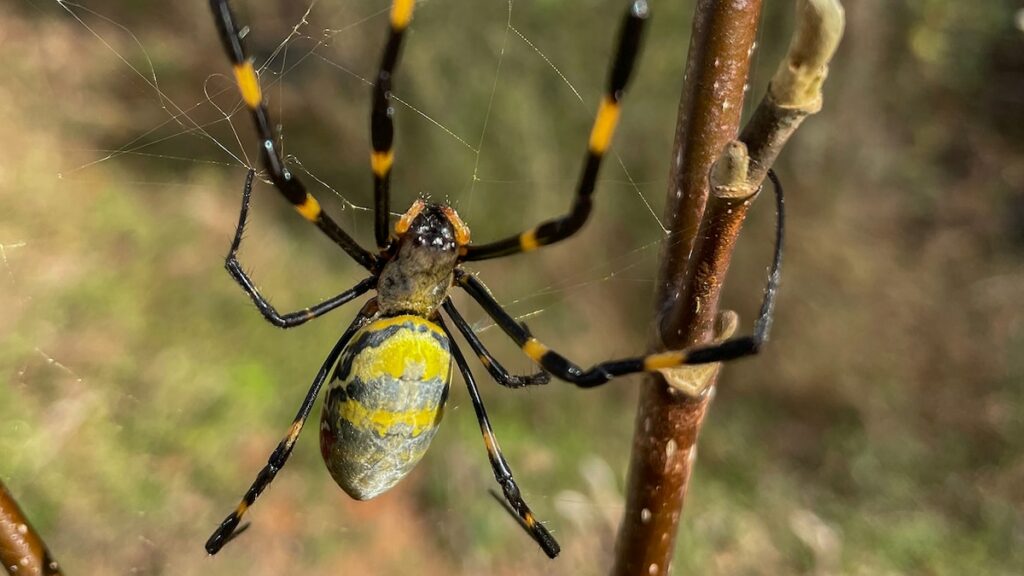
[436,317,561,558]
[209,0,377,272]
[461,1,648,262]
[205,302,376,554]
[224,170,376,328]
[370,0,414,249]
[458,170,784,388]
[442,299,549,388]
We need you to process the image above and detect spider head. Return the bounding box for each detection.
[394,199,471,255]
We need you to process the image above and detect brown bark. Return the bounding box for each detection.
[611,0,844,573]
[610,1,763,574]
[0,480,62,576]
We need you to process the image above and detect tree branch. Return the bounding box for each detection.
[611,1,844,574]
[0,479,63,576]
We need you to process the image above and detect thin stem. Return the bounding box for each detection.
[611,0,763,572]
[611,0,844,572]
[0,479,63,576]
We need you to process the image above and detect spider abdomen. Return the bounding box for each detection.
[319,315,452,500]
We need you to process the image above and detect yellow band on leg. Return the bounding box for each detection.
[391,0,414,30]
[233,61,262,109]
[522,338,550,363]
[295,193,322,221]
[371,150,395,177]
[642,351,686,371]
[483,432,497,454]
[588,97,621,154]
[519,229,540,252]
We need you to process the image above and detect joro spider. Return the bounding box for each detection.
[206,0,784,559]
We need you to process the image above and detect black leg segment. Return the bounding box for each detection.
[461,1,649,261]
[225,170,376,328]
[437,318,561,558]
[205,304,375,554]
[370,0,415,249]
[209,0,378,272]
[457,169,785,388]
[442,299,549,388]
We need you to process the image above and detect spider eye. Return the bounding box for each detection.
[398,203,459,253]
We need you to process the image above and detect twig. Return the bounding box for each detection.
[0,479,63,576]
[611,1,844,574]
[743,0,845,187]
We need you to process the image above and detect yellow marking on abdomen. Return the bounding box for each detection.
[643,351,686,371]
[522,338,550,363]
[233,61,262,109]
[349,316,451,383]
[295,193,321,221]
[588,96,621,154]
[371,149,395,177]
[342,399,440,438]
[519,229,540,252]
[363,315,446,339]
[391,0,415,30]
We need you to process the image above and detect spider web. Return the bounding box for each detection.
[49,0,671,327]
[4,0,771,573]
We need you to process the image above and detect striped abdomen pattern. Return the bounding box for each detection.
[320,315,452,500]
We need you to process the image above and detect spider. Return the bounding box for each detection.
[205,0,783,559]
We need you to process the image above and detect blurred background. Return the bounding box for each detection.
[1,0,1021,574]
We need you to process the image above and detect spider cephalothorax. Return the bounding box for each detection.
[377,200,470,316]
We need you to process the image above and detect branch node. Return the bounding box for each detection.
[740,0,845,188]
[657,310,739,396]
[770,0,846,111]
[710,141,756,199]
